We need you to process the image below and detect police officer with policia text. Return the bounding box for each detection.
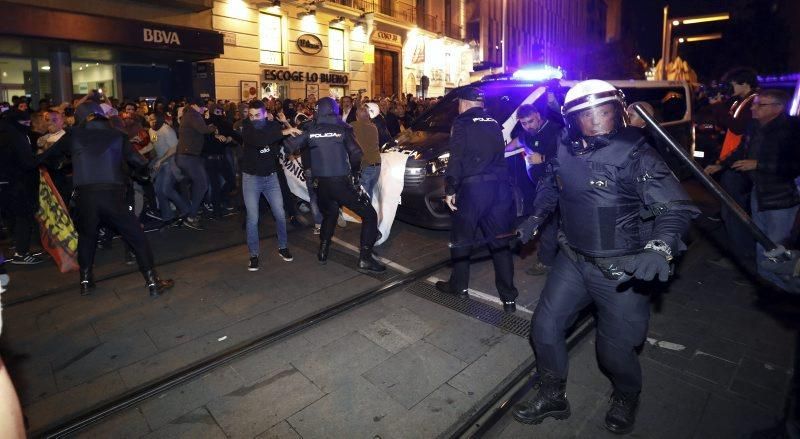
[436,87,519,313]
[512,80,698,434]
[41,101,174,297]
[283,97,385,273]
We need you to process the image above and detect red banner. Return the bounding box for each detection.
[35,168,78,273]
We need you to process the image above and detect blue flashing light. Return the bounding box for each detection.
[512,65,564,81]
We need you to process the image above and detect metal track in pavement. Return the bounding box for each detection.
[37,253,452,438]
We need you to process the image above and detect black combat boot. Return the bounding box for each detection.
[435,281,468,298]
[79,268,96,296]
[318,240,331,264]
[358,246,386,273]
[512,371,570,425]
[143,270,174,298]
[604,390,639,434]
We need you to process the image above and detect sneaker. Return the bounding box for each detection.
[11,252,44,265]
[145,209,164,221]
[313,224,321,235]
[248,256,259,271]
[183,216,204,231]
[278,248,294,262]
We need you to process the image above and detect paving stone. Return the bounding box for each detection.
[207,365,324,438]
[449,333,531,397]
[423,313,507,363]
[692,393,778,439]
[231,335,314,385]
[729,378,788,411]
[294,331,391,393]
[385,384,477,439]
[9,357,57,406]
[565,338,615,393]
[76,407,151,439]
[641,342,691,372]
[141,407,227,439]
[24,371,128,433]
[695,336,748,364]
[363,340,467,409]
[53,329,159,390]
[734,356,792,392]
[139,365,244,430]
[91,303,178,341]
[11,322,100,367]
[287,376,405,439]
[144,302,231,350]
[685,351,738,386]
[254,420,302,439]
[358,307,435,353]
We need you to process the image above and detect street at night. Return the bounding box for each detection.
[0,0,799,438]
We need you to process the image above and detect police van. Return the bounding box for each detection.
[390,71,695,229]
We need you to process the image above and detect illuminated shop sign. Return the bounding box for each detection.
[297,34,323,55]
[264,70,349,84]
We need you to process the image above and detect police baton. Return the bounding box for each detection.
[631,103,789,260]
[448,231,522,249]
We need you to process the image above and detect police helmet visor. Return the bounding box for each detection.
[575,102,619,137]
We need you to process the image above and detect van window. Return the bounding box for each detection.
[411,83,537,132]
[619,87,688,123]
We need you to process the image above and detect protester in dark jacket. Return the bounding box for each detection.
[175,98,216,229]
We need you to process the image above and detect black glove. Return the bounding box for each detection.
[516,215,545,245]
[622,250,671,282]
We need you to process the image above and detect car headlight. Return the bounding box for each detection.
[426,152,450,176]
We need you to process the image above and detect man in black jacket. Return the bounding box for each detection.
[0,109,43,264]
[437,87,519,313]
[176,97,216,230]
[42,102,173,297]
[707,89,800,290]
[283,97,385,273]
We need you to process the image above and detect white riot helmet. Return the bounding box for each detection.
[562,79,628,154]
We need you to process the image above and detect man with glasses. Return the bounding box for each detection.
[707,89,800,291]
[241,100,302,271]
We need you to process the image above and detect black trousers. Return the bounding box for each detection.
[0,178,38,255]
[315,176,378,248]
[73,186,154,272]
[531,251,650,394]
[449,181,518,302]
[537,209,559,266]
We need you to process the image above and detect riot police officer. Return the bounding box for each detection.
[283,97,385,273]
[436,87,518,313]
[512,80,698,434]
[42,101,174,297]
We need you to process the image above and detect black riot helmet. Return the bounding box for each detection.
[561,79,628,155]
[75,101,107,125]
[315,97,340,118]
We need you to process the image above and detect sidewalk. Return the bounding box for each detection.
[490,232,796,438]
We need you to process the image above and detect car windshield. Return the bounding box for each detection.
[410,82,538,132]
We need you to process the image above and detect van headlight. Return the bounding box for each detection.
[426,152,450,176]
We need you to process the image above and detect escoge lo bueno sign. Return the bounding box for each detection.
[297,34,323,55]
[264,70,348,84]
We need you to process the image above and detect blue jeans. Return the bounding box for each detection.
[751,190,800,290]
[360,164,380,200]
[243,173,288,256]
[154,161,190,221]
[175,154,208,218]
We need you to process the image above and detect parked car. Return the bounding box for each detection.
[389,76,695,230]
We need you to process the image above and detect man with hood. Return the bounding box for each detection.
[283,97,385,273]
[0,109,43,264]
[40,101,174,297]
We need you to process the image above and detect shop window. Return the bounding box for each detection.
[0,57,32,103]
[260,13,284,66]
[329,86,345,99]
[329,27,345,71]
[72,62,115,97]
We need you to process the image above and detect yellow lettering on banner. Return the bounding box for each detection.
[363,44,375,64]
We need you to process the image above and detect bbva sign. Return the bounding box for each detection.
[143,28,181,45]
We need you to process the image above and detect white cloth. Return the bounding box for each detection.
[279,151,409,246]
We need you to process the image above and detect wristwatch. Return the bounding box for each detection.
[644,240,673,262]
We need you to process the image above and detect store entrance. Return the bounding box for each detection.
[373,49,398,98]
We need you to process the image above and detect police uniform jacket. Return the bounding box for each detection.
[444,106,508,195]
[533,127,698,258]
[283,107,362,178]
[43,118,147,188]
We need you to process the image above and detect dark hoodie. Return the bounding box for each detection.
[0,110,35,182]
[283,97,362,177]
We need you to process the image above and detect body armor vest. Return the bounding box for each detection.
[556,128,652,257]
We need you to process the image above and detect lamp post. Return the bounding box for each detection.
[661,11,729,79]
[672,33,723,60]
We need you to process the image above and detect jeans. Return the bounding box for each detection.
[204,155,236,215]
[154,161,190,221]
[751,190,800,290]
[242,173,288,256]
[175,154,208,218]
[360,164,381,199]
[304,171,323,225]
